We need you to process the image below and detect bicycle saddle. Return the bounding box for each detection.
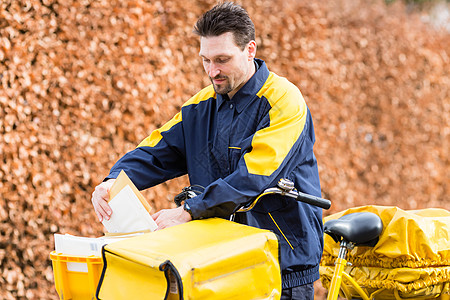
[324,212,383,247]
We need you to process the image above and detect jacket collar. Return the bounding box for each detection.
[217,59,269,113]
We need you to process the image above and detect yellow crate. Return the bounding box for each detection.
[50,251,103,300]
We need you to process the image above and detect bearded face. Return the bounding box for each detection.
[199,32,256,98]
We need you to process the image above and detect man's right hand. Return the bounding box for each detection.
[91,179,115,222]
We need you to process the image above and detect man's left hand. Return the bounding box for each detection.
[152,206,192,230]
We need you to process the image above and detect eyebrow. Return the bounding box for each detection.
[199,53,232,59]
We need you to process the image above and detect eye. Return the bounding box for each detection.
[217,57,230,64]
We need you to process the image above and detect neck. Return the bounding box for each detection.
[228,60,256,99]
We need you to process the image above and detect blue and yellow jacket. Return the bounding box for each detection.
[108,59,323,288]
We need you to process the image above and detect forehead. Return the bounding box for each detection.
[199,32,242,58]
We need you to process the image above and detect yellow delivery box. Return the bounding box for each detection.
[96,218,281,300]
[50,251,103,300]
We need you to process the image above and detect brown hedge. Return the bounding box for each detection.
[0,0,448,299]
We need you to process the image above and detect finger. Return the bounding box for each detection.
[91,192,102,221]
[92,200,103,222]
[91,190,111,221]
[92,198,108,221]
[156,219,182,230]
[155,222,164,230]
[98,199,112,220]
[154,211,169,228]
[92,180,113,200]
[155,219,170,230]
[151,210,162,220]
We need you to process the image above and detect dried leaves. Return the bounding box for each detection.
[0,0,449,299]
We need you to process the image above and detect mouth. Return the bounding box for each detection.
[212,77,227,85]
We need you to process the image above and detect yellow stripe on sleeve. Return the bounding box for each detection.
[138,86,216,148]
[244,73,307,176]
[138,112,183,148]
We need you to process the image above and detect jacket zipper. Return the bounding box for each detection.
[268,212,294,250]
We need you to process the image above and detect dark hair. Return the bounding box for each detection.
[193,2,255,50]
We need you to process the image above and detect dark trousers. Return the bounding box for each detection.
[280,282,314,300]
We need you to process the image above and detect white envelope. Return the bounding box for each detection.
[102,185,158,233]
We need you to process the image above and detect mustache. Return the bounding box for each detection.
[211,75,228,80]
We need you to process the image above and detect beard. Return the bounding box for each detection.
[210,76,233,95]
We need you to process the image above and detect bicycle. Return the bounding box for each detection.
[221,180,449,300]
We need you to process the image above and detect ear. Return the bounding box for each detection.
[247,40,257,61]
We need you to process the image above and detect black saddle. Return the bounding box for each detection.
[324,212,383,247]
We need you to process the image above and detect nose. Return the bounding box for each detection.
[206,62,220,78]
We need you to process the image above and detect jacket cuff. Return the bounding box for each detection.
[184,197,208,220]
[104,171,120,182]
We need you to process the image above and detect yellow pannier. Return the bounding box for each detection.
[320,205,450,299]
[96,218,281,300]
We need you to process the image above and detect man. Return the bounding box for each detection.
[91,2,323,299]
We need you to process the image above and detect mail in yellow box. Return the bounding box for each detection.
[96,218,281,300]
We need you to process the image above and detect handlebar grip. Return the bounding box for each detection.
[296,192,331,210]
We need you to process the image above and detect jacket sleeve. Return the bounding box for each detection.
[107,111,187,190]
[186,77,321,219]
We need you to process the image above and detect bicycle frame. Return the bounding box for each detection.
[326,241,372,300]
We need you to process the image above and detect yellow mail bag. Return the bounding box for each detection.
[320,206,450,299]
[96,218,281,300]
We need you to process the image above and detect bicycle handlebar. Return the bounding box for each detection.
[175,178,331,214]
[296,191,331,209]
[236,178,331,212]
